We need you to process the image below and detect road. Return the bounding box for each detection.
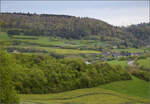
[128,60,134,66]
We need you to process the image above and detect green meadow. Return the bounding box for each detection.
[137,57,150,69]
[1,33,149,55]
[112,48,146,53]
[100,76,150,99]
[9,45,100,54]
[106,60,128,68]
[20,77,149,104]
[0,31,10,40]
[12,35,107,48]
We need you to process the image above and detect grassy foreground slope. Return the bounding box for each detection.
[20,88,148,104]
[20,77,149,104]
[100,76,150,99]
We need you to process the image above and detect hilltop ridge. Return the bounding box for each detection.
[0,13,150,47]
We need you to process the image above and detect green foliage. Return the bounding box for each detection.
[113,48,145,53]
[8,45,100,54]
[125,23,150,46]
[107,55,115,61]
[0,20,5,28]
[49,52,65,59]
[118,56,130,61]
[106,60,128,68]
[100,76,150,98]
[0,51,19,104]
[136,57,150,70]
[7,28,23,36]
[1,13,150,48]
[0,13,142,47]
[0,31,10,41]
[0,40,11,49]
[131,70,150,81]
[11,53,131,94]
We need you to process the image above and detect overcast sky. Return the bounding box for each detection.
[1,1,149,26]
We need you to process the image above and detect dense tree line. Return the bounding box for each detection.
[0,51,19,104]
[7,47,49,53]
[122,23,150,46]
[10,53,131,94]
[131,70,150,81]
[0,38,19,104]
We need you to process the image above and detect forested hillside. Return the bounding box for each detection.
[0,12,143,48]
[123,23,150,46]
[0,13,150,47]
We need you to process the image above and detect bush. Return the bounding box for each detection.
[118,56,130,61]
[131,70,150,81]
[0,51,19,104]
[7,28,22,36]
[11,54,131,94]
[49,52,64,59]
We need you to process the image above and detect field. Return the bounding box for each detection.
[0,31,10,40]
[136,57,150,69]
[8,45,100,54]
[1,34,101,54]
[106,60,128,68]
[112,48,146,53]
[20,77,149,104]
[1,32,149,55]
[11,35,108,49]
[100,76,150,98]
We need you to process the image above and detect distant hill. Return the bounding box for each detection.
[0,13,149,47]
[123,23,150,46]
